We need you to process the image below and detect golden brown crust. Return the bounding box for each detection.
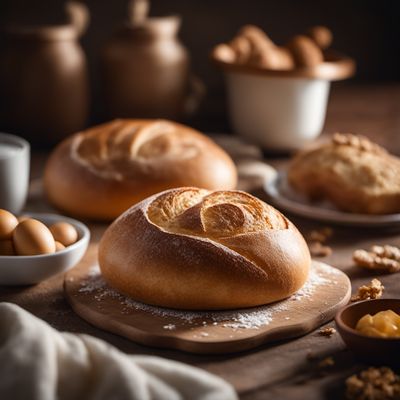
[44,119,237,220]
[99,187,311,310]
[288,133,400,214]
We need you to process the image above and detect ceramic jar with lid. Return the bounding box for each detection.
[101,1,201,120]
[0,2,90,145]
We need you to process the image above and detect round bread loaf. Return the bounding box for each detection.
[44,119,237,220]
[99,187,311,310]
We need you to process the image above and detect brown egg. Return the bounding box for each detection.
[13,219,56,256]
[55,241,66,251]
[49,222,78,246]
[0,209,18,240]
[0,240,15,255]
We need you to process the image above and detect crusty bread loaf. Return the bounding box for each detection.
[99,187,311,310]
[288,133,400,214]
[44,119,237,220]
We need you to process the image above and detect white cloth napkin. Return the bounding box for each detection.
[0,302,237,400]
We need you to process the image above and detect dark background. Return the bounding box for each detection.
[1,0,400,132]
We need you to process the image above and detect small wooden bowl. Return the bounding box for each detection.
[335,299,400,366]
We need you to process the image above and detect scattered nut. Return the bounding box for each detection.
[309,241,332,257]
[351,279,384,302]
[353,245,400,274]
[308,227,333,243]
[345,367,400,400]
[318,327,336,337]
[318,356,335,368]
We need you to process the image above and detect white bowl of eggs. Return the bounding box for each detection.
[0,210,90,285]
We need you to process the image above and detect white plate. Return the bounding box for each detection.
[264,171,400,228]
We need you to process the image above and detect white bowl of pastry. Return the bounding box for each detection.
[212,25,355,151]
[98,187,311,310]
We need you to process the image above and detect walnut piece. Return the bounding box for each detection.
[353,245,400,273]
[309,241,332,257]
[351,279,384,302]
[318,327,336,337]
[318,356,335,368]
[346,367,400,400]
[308,227,333,243]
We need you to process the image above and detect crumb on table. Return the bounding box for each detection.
[318,356,335,368]
[351,279,384,302]
[318,327,337,337]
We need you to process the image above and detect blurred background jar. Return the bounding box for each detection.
[0,2,89,146]
[101,0,203,120]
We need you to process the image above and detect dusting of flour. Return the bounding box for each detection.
[78,263,336,330]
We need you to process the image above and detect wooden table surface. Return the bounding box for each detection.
[2,83,400,399]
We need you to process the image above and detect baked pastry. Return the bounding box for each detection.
[288,133,400,214]
[99,187,310,310]
[44,119,237,220]
[212,24,332,70]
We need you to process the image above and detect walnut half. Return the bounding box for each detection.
[351,279,384,302]
[353,245,400,274]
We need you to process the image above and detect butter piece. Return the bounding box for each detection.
[356,310,400,338]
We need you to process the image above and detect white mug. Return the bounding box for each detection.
[225,72,330,151]
[0,133,30,214]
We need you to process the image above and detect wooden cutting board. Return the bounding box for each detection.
[64,246,351,354]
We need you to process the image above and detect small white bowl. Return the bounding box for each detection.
[0,213,90,285]
[214,52,355,151]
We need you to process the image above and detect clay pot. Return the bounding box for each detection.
[101,4,202,120]
[0,2,90,145]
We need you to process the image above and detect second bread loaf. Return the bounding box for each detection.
[44,119,237,220]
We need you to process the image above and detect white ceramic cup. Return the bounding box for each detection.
[225,72,330,151]
[0,133,30,214]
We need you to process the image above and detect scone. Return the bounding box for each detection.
[99,187,311,310]
[288,133,400,214]
[44,119,237,220]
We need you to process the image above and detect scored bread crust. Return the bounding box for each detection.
[44,119,237,220]
[99,187,311,310]
[288,133,400,214]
